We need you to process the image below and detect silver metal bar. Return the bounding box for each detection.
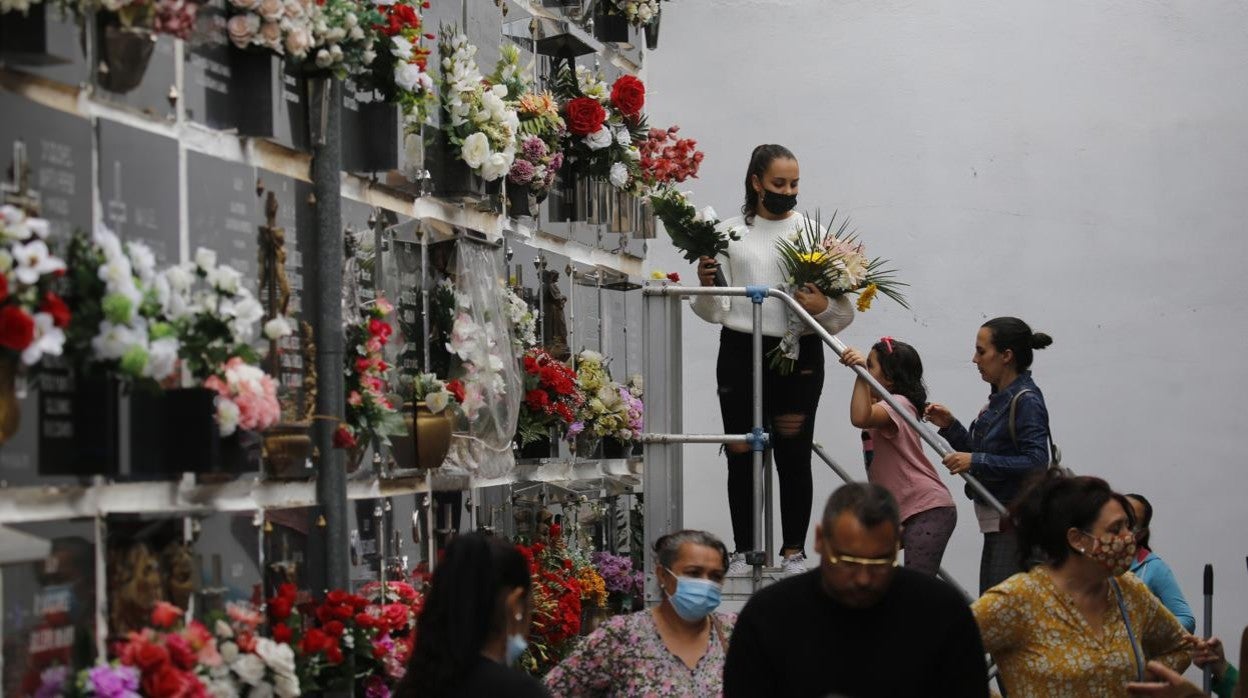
[751,296,764,591]
[640,433,754,445]
[644,285,1009,518]
[763,449,774,567]
[419,229,431,372]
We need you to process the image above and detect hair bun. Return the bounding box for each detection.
[1031,332,1053,350]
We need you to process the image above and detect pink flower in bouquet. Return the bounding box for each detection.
[227,601,264,629]
[205,358,280,434]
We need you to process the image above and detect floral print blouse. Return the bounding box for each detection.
[544,609,735,697]
[972,568,1190,698]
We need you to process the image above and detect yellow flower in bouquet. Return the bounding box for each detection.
[577,566,609,608]
[856,283,878,312]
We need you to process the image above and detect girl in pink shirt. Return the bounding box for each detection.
[840,338,957,575]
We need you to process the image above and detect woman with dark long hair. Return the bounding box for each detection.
[693,144,855,576]
[396,533,548,697]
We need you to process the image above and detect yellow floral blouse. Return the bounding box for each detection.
[972,568,1190,698]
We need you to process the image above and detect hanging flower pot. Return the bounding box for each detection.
[96,19,156,94]
[593,4,630,44]
[230,46,279,138]
[643,12,660,50]
[506,181,537,218]
[262,422,315,480]
[573,431,601,460]
[0,2,65,66]
[0,355,19,446]
[516,433,554,461]
[602,437,629,459]
[414,401,452,469]
[343,98,399,173]
[548,163,590,223]
[427,129,484,200]
[129,387,261,478]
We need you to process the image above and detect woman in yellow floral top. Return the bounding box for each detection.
[972,473,1190,697]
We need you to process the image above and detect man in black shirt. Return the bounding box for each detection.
[723,483,989,697]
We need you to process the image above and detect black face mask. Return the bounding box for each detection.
[760,188,797,215]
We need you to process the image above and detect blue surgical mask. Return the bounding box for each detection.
[505,633,528,666]
[664,567,723,622]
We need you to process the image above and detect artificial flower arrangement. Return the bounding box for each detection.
[436,25,521,182]
[84,0,200,41]
[569,350,641,449]
[334,297,406,453]
[551,66,649,195]
[769,211,909,373]
[0,205,68,370]
[590,550,645,611]
[488,45,567,205]
[516,347,583,448]
[225,0,316,60]
[408,371,463,415]
[442,278,509,421]
[307,0,381,76]
[638,125,703,188]
[515,523,582,676]
[648,187,741,285]
[502,283,538,358]
[605,0,660,27]
[364,0,436,151]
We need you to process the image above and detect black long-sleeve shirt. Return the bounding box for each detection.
[724,568,989,698]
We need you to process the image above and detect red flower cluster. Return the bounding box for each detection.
[639,125,703,186]
[515,528,582,674]
[564,97,607,136]
[114,603,217,698]
[609,75,646,120]
[375,0,429,37]
[340,298,401,451]
[520,349,583,426]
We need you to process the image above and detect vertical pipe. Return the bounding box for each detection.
[1203,564,1213,693]
[420,230,431,372]
[751,298,764,588]
[763,449,774,566]
[310,76,349,593]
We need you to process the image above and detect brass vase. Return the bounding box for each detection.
[406,401,452,469]
[261,422,315,480]
[0,356,19,445]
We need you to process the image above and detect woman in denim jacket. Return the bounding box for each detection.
[925,317,1054,593]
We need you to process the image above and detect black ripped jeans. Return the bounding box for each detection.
[716,328,824,554]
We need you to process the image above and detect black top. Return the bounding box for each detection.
[398,657,550,698]
[723,568,989,698]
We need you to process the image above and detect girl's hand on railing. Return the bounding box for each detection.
[839,347,867,367]
[942,452,974,475]
[793,282,829,315]
[924,403,955,428]
[697,256,719,287]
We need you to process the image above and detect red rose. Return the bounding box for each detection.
[666,272,680,283]
[372,644,388,659]
[151,601,183,629]
[0,275,8,303]
[368,318,392,342]
[610,75,645,118]
[165,634,197,671]
[326,644,344,665]
[269,596,293,621]
[326,590,349,605]
[142,665,193,698]
[446,379,465,404]
[0,304,35,352]
[333,426,357,450]
[135,642,171,671]
[39,291,70,328]
[300,628,333,655]
[278,583,298,600]
[564,97,607,136]
[323,620,345,638]
[354,612,377,629]
[272,623,293,644]
[383,603,409,631]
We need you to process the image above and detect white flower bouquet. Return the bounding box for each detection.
[437,25,520,182]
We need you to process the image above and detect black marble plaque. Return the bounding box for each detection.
[93,27,178,120]
[0,521,97,697]
[97,119,181,264]
[341,81,398,174]
[183,0,236,130]
[0,5,91,87]
[187,152,258,291]
[0,91,93,237]
[271,62,311,152]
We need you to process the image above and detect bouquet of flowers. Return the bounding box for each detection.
[225,0,315,59]
[161,247,266,381]
[570,351,636,443]
[407,371,463,415]
[648,187,740,285]
[552,66,648,195]
[502,284,538,357]
[199,601,302,698]
[443,281,509,421]
[85,0,201,40]
[590,550,645,610]
[356,580,424,690]
[606,0,660,27]
[437,25,520,182]
[516,348,583,447]
[638,125,703,188]
[770,211,908,373]
[515,524,582,676]
[366,0,435,131]
[0,205,67,369]
[335,298,405,451]
[62,227,176,384]
[202,356,280,437]
[489,45,566,203]
[308,0,382,77]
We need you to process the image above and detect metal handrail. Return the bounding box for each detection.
[643,284,1010,518]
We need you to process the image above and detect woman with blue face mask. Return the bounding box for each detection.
[545,530,734,697]
[396,533,549,698]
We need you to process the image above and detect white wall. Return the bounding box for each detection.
[646,0,1248,669]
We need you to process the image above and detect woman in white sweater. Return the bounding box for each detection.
[693,144,855,575]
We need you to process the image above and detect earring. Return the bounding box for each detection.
[1078,548,1086,554]
[514,613,522,622]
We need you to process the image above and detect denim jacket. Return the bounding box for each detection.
[938,371,1051,505]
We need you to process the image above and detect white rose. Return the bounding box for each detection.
[362,49,376,64]
[614,127,631,146]
[145,337,180,381]
[216,396,241,437]
[231,653,266,687]
[227,13,260,48]
[425,390,449,414]
[480,151,512,182]
[459,132,490,170]
[273,674,300,698]
[315,49,333,69]
[394,62,422,91]
[195,247,217,272]
[249,683,275,698]
[215,620,234,639]
[255,638,297,679]
[208,265,242,294]
[263,316,294,341]
[608,162,629,189]
[208,680,239,698]
[285,26,312,57]
[163,263,195,292]
[584,126,613,151]
[699,206,717,222]
[220,641,240,664]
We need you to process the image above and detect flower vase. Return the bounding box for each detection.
[601,437,629,459]
[37,373,122,477]
[643,12,660,50]
[516,434,554,461]
[345,445,368,473]
[427,129,484,200]
[0,355,19,446]
[262,422,315,480]
[96,19,156,94]
[573,431,601,460]
[547,163,588,223]
[593,5,630,44]
[415,402,453,469]
[230,46,279,138]
[0,2,62,66]
[506,181,536,218]
[343,98,399,173]
[129,388,261,478]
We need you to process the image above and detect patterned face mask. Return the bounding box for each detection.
[1081,531,1137,576]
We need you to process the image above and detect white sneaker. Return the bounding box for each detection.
[726,553,751,576]
[782,552,809,576]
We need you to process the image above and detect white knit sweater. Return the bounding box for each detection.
[690,212,856,337]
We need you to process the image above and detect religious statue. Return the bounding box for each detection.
[540,269,570,361]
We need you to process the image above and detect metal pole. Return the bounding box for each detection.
[1203,564,1213,693]
[750,290,765,589]
[644,286,1009,517]
[763,449,774,567]
[310,76,349,592]
[640,433,753,445]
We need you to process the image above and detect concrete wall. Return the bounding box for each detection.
[646,0,1248,669]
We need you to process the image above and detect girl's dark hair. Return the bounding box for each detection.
[871,338,927,414]
[1012,471,1133,570]
[1125,493,1153,550]
[399,533,530,697]
[981,317,1052,372]
[741,144,796,225]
